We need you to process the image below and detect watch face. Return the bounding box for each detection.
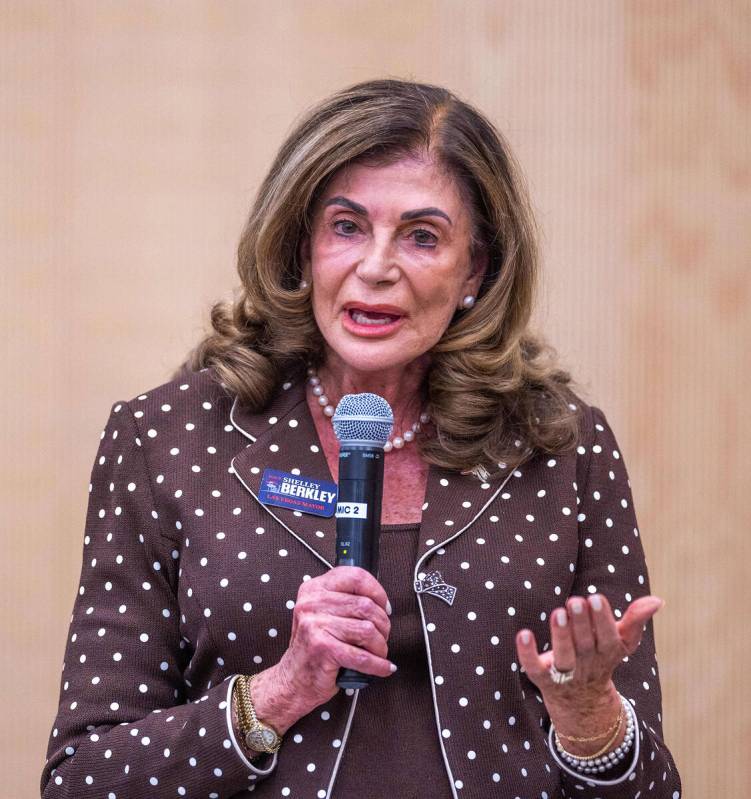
[246,726,279,752]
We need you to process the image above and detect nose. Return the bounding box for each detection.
[355,235,400,286]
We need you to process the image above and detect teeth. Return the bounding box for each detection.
[351,310,396,326]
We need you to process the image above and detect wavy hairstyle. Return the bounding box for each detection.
[174,78,585,475]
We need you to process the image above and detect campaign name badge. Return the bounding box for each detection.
[259,469,338,518]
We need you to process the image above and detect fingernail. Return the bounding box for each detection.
[571,599,584,614]
[648,598,665,615]
[520,630,531,644]
[590,594,602,611]
[389,662,398,673]
[386,600,393,616]
[556,609,567,626]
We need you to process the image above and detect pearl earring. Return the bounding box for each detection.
[461,295,475,309]
[299,279,309,290]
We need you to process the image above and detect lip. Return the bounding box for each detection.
[341,303,406,338]
[343,302,408,316]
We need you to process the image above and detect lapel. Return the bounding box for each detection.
[230,379,339,569]
[415,460,517,579]
[229,377,520,574]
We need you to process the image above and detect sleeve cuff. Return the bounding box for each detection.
[225,674,279,777]
[547,698,640,787]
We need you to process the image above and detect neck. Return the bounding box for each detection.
[315,354,429,433]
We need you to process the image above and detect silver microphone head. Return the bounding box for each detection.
[332,393,394,447]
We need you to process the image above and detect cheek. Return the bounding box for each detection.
[311,275,343,321]
[310,242,350,295]
[417,285,460,338]
[424,278,461,314]
[309,257,338,306]
[310,289,330,330]
[310,273,347,335]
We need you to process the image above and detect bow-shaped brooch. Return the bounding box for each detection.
[414,570,457,606]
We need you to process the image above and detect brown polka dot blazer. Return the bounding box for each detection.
[42,367,681,798]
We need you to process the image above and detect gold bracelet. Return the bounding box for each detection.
[556,701,623,743]
[234,674,283,756]
[554,702,624,760]
[234,676,253,735]
[234,675,262,759]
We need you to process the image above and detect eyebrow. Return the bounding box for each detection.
[323,196,452,225]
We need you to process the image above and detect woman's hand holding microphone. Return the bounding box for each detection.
[232,565,395,749]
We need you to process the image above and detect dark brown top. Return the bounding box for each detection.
[40,368,681,798]
[335,522,452,798]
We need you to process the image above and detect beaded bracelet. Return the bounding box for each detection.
[552,694,636,776]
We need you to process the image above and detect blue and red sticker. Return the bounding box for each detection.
[259,468,338,518]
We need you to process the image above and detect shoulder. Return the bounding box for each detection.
[123,365,230,412]
[124,366,230,416]
[102,366,235,441]
[557,388,634,494]
[533,385,625,484]
[541,383,604,451]
[568,390,621,450]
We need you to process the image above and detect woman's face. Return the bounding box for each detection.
[301,155,486,377]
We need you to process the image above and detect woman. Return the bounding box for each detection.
[42,79,681,798]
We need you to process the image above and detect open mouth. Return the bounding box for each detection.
[348,308,402,326]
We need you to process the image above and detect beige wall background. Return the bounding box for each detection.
[2,1,748,796]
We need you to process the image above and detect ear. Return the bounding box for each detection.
[297,235,313,288]
[459,246,489,306]
[469,246,489,290]
[298,234,311,269]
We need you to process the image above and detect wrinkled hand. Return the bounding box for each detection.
[514,594,663,731]
[275,566,395,717]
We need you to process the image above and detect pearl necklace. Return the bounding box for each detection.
[306,367,430,452]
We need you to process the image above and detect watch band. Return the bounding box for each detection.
[235,674,283,755]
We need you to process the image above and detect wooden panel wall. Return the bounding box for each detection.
[2,2,748,795]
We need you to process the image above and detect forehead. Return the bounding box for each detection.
[315,156,464,210]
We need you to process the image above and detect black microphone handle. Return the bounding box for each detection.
[335,445,385,690]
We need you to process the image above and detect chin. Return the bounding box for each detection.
[326,341,421,376]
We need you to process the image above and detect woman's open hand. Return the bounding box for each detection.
[514,594,664,743]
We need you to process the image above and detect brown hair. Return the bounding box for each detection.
[174,78,585,475]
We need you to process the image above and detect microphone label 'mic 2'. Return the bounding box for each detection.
[335,502,368,519]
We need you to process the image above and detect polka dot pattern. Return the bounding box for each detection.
[41,370,680,798]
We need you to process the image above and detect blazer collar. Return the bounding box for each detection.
[229,379,518,571]
[230,379,339,569]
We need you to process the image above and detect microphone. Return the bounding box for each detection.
[332,392,393,690]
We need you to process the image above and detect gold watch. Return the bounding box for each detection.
[235,674,283,755]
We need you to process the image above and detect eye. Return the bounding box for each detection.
[412,228,437,246]
[411,228,438,248]
[332,219,438,248]
[333,219,359,236]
